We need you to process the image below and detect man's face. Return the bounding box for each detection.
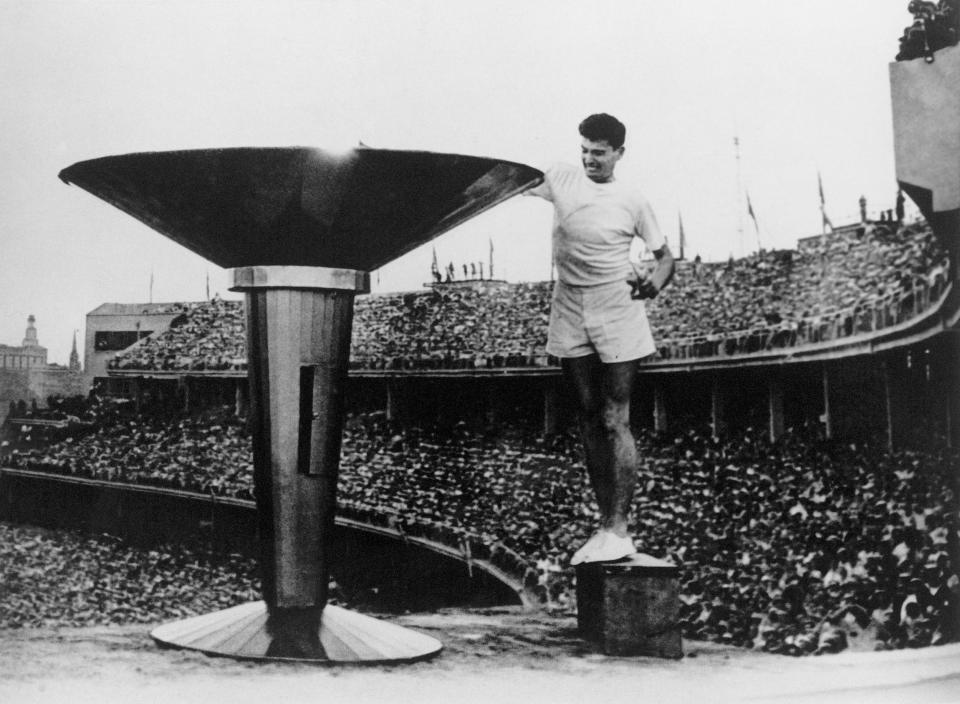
[581,137,623,183]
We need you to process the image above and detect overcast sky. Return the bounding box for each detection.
[0,0,918,365]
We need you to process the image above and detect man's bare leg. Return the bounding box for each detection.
[563,356,638,562]
[598,359,638,535]
[564,355,610,514]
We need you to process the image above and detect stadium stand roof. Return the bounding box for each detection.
[87,302,193,316]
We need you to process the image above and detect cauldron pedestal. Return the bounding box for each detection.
[150,266,442,662]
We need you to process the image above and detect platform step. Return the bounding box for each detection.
[575,553,683,658]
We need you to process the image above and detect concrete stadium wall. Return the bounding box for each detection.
[0,370,32,419]
[1,368,88,423]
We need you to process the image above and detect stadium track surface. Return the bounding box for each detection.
[1,610,958,704]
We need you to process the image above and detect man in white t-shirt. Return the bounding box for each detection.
[526,113,675,564]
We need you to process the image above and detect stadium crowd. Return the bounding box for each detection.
[4,399,254,499]
[6,399,957,655]
[109,296,246,372]
[0,522,261,629]
[349,281,552,369]
[896,0,958,62]
[105,220,948,372]
[652,221,948,358]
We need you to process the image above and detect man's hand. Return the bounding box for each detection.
[627,264,659,299]
[628,245,675,300]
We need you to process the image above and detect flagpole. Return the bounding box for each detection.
[747,192,761,251]
[678,211,686,261]
[431,245,439,283]
[820,172,826,235]
[734,135,745,257]
[818,170,832,234]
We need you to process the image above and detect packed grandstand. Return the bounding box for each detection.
[2,218,958,656]
[103,220,949,372]
[5,396,958,655]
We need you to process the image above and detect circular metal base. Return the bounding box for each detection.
[150,601,443,664]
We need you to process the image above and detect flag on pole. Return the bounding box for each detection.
[678,212,686,261]
[488,237,494,279]
[818,171,833,232]
[205,270,210,300]
[746,191,761,250]
[431,246,440,278]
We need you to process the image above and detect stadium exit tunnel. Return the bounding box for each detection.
[59,147,542,662]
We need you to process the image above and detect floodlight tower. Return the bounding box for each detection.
[60,147,541,662]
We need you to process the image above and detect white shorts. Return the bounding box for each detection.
[547,280,657,363]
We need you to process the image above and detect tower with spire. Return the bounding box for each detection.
[0,315,47,370]
[69,330,81,371]
[22,314,39,348]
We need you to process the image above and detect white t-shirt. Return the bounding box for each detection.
[526,162,665,287]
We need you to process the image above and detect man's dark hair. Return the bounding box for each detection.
[578,113,626,150]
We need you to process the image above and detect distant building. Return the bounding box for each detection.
[0,316,86,418]
[0,315,47,370]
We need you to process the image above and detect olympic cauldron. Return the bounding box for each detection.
[60,147,542,663]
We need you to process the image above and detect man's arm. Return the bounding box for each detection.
[628,244,675,299]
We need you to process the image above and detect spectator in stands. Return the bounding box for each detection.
[525,113,675,564]
[897,0,959,61]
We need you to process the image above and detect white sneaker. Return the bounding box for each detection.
[570,531,604,566]
[570,531,636,565]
